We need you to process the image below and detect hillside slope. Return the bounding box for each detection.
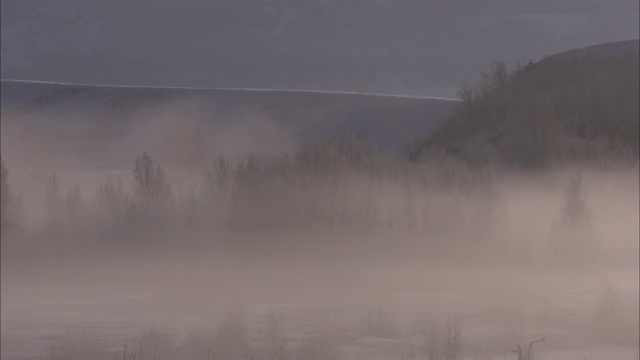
[414,39,639,166]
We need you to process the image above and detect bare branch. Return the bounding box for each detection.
[526,337,545,359]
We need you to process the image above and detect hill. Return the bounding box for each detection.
[412,39,639,167]
[0,80,457,174]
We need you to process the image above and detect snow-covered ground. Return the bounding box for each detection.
[2,257,638,359]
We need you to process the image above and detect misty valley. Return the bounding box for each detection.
[1,33,639,360]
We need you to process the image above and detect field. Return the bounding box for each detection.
[2,253,638,360]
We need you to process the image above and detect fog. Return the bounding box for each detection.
[2,0,638,356]
[1,102,638,359]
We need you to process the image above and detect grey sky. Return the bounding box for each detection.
[2,0,638,97]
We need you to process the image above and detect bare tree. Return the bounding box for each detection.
[560,173,591,229]
[508,95,561,167]
[203,155,232,202]
[94,179,133,237]
[202,155,233,229]
[1,157,15,231]
[491,60,509,88]
[421,318,463,360]
[96,180,129,216]
[43,173,67,240]
[422,321,441,360]
[335,133,374,170]
[45,173,62,220]
[457,82,475,105]
[506,337,545,360]
[66,184,82,220]
[132,152,172,219]
[444,317,463,360]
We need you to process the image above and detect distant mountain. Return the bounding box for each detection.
[412,40,640,166]
[0,80,457,174]
[2,0,638,97]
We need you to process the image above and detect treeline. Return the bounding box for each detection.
[411,52,639,167]
[0,136,505,258]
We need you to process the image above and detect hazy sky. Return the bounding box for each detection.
[2,0,638,97]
